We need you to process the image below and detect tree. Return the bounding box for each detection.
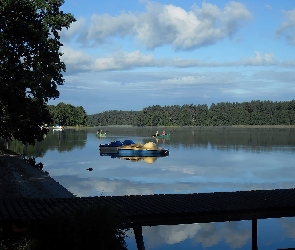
[48,102,88,126]
[0,0,75,144]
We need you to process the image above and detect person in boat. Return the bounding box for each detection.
[156,131,159,136]
[162,131,166,135]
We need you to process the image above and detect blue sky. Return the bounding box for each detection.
[51,0,295,114]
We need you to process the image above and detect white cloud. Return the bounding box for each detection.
[276,8,295,45]
[61,46,93,73]
[88,13,137,43]
[241,51,277,66]
[93,50,155,70]
[60,17,88,43]
[159,76,202,85]
[64,1,252,50]
[61,48,280,73]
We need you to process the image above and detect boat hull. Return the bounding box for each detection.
[117,148,169,157]
[99,146,119,153]
[99,140,135,153]
[96,133,106,138]
[152,134,170,139]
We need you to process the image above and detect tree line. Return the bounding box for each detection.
[87,100,295,126]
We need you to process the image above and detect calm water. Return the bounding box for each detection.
[10,127,295,250]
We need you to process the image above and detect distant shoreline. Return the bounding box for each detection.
[64,125,295,129]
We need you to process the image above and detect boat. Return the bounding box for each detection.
[99,139,135,153]
[117,142,169,157]
[152,134,170,139]
[152,131,170,139]
[52,124,64,131]
[96,129,107,137]
[96,132,107,138]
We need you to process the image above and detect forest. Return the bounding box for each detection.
[87,100,295,127]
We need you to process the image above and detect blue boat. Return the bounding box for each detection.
[99,140,135,153]
[117,142,169,157]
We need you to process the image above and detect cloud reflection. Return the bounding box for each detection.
[132,221,251,249]
[53,174,295,198]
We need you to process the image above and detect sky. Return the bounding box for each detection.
[50,0,295,114]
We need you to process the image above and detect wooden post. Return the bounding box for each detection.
[252,219,258,250]
[133,225,145,250]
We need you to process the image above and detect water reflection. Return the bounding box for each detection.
[118,156,160,164]
[100,153,168,164]
[6,127,295,249]
[8,128,88,157]
[125,217,295,250]
[142,221,252,249]
[7,127,295,157]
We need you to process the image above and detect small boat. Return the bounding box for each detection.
[152,134,170,139]
[117,142,169,157]
[99,140,135,153]
[53,124,64,131]
[96,132,107,138]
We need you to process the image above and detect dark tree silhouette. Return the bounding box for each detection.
[0,0,75,144]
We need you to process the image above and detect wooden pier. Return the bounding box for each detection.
[2,188,295,249]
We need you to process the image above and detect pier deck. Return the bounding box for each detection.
[2,188,295,250]
[1,188,295,226]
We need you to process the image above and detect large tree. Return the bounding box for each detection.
[0,0,75,144]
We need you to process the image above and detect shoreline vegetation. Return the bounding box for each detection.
[46,100,295,128]
[87,100,295,127]
[63,124,295,129]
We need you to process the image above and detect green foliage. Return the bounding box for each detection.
[0,0,75,145]
[88,110,140,126]
[87,100,295,127]
[48,102,88,126]
[0,205,128,250]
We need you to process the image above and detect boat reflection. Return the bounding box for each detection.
[100,153,168,164]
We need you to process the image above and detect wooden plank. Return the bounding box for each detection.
[17,199,36,220]
[24,199,46,220]
[10,199,28,220]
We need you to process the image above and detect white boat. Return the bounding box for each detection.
[52,124,64,131]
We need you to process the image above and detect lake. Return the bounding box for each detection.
[10,126,295,250]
